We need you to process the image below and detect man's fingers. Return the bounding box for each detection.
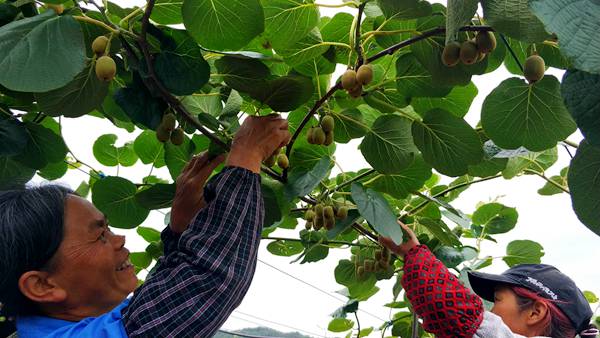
[189,152,210,173]
[378,236,400,254]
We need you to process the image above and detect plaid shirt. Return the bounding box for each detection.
[121,166,264,337]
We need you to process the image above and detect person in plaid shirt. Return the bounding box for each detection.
[0,115,290,338]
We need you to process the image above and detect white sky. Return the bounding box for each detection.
[30,1,600,337]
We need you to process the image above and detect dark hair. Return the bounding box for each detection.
[512,286,577,337]
[0,184,73,334]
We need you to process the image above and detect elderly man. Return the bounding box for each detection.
[0,115,290,337]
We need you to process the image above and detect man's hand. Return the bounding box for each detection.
[170,152,226,233]
[378,221,420,258]
[226,115,291,173]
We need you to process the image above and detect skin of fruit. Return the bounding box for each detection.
[477,51,486,63]
[95,56,117,82]
[170,128,184,145]
[324,131,334,146]
[442,41,461,67]
[341,69,358,90]
[459,40,479,65]
[305,221,312,230]
[313,127,326,145]
[264,154,277,167]
[156,126,171,143]
[162,113,177,131]
[305,209,316,222]
[277,154,289,169]
[336,206,348,219]
[314,216,323,230]
[325,217,335,230]
[356,64,373,85]
[364,259,375,272]
[374,250,382,261]
[315,204,324,217]
[475,31,497,54]
[92,36,109,55]
[356,266,365,278]
[321,115,334,133]
[524,54,545,83]
[324,206,335,220]
[306,127,315,144]
[348,84,363,98]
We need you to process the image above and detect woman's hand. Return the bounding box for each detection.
[170,152,226,233]
[378,220,420,258]
[226,114,291,173]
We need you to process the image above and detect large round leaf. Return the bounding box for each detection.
[395,53,451,99]
[256,75,314,112]
[377,0,431,20]
[151,0,183,25]
[529,0,600,74]
[561,70,600,147]
[154,51,210,96]
[0,118,27,156]
[0,156,35,190]
[445,0,478,44]
[360,115,418,174]
[133,130,166,167]
[92,176,150,229]
[411,81,478,118]
[481,0,550,43]
[481,76,576,152]
[164,135,195,180]
[0,11,86,92]
[351,183,403,245]
[13,122,68,170]
[472,202,518,235]
[331,108,368,144]
[285,157,331,201]
[35,61,109,117]
[412,109,483,177]
[182,0,264,50]
[275,28,329,67]
[135,183,176,210]
[262,0,320,49]
[568,141,600,236]
[503,240,544,267]
[92,134,138,167]
[365,155,432,199]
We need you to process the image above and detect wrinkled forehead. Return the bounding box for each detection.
[63,195,106,234]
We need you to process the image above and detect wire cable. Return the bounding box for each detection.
[234,310,325,338]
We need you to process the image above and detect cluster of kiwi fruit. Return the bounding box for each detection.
[442,31,497,67]
[92,36,117,82]
[304,202,349,231]
[341,64,373,98]
[263,149,289,170]
[352,247,392,278]
[307,114,335,146]
[156,113,184,145]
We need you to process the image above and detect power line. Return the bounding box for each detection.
[218,328,288,338]
[257,258,388,322]
[234,310,326,338]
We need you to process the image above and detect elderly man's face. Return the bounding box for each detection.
[47,195,138,316]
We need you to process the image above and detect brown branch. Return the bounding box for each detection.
[352,222,379,243]
[354,2,366,67]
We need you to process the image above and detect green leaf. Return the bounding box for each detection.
[412,109,483,177]
[332,108,368,143]
[561,70,600,147]
[133,130,166,168]
[320,12,353,63]
[445,0,478,44]
[502,147,558,179]
[92,134,138,167]
[256,75,315,111]
[411,81,478,118]
[0,11,86,92]
[74,181,90,198]
[164,135,195,180]
[137,226,162,243]
[266,240,304,256]
[215,56,271,94]
[289,133,335,171]
[328,318,354,333]
[584,291,599,304]
[0,156,35,190]
[114,79,166,130]
[285,157,331,200]
[130,252,152,269]
[568,141,600,236]
[35,61,108,118]
[92,176,150,229]
[365,155,432,199]
[262,0,320,49]
[262,178,288,227]
[276,28,328,67]
[360,115,418,174]
[538,167,568,196]
[38,160,68,181]
[482,76,576,152]
[13,122,68,170]
[503,240,544,267]
[529,0,600,73]
[182,0,264,50]
[434,246,478,268]
[135,184,176,210]
[472,202,518,234]
[0,119,27,156]
[418,217,461,247]
[395,52,451,99]
[154,51,210,96]
[481,0,550,43]
[151,0,183,25]
[377,0,431,20]
[351,183,403,245]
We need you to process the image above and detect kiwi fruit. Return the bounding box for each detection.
[356,64,373,85]
[324,131,334,146]
[162,113,177,131]
[524,54,545,83]
[348,84,363,98]
[92,36,109,55]
[305,209,316,222]
[277,154,289,169]
[341,69,358,90]
[321,115,334,133]
[324,206,335,220]
[459,40,479,65]
[95,56,116,82]
[336,206,348,220]
[475,31,497,54]
[264,154,277,167]
[170,128,184,145]
[156,125,171,143]
[442,41,461,67]
[313,127,326,145]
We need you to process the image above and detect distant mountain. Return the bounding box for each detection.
[214,326,313,338]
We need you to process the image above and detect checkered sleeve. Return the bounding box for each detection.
[121,166,264,338]
[402,245,484,338]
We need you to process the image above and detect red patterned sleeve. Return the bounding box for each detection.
[402,245,484,338]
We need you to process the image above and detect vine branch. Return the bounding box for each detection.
[262,236,376,248]
[499,33,524,73]
[524,169,570,194]
[354,2,367,67]
[325,169,376,196]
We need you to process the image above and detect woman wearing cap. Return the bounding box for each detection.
[379,221,599,338]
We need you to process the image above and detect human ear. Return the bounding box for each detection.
[18,271,67,304]
[526,300,549,325]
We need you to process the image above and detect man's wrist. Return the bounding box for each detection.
[226,149,262,173]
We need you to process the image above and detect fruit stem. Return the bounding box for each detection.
[354,2,367,67]
[523,169,570,194]
[72,15,119,34]
[499,33,524,74]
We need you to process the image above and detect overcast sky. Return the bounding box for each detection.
[30,1,600,337]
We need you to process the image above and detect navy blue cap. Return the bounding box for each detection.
[468,264,593,333]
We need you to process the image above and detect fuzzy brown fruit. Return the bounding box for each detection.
[356,64,373,85]
[524,54,545,83]
[92,36,109,55]
[277,154,289,169]
[459,40,479,65]
[170,128,184,145]
[95,56,116,82]
[356,266,365,278]
[324,217,335,230]
[306,127,316,144]
[323,206,335,220]
[305,210,316,222]
[348,84,363,98]
[264,154,277,167]
[156,126,171,143]
[336,206,348,220]
[162,113,177,131]
[305,221,313,230]
[442,41,461,67]
[475,31,497,54]
[313,127,326,145]
[321,115,334,133]
[341,69,358,90]
[363,259,375,273]
[374,249,382,261]
[324,131,334,146]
